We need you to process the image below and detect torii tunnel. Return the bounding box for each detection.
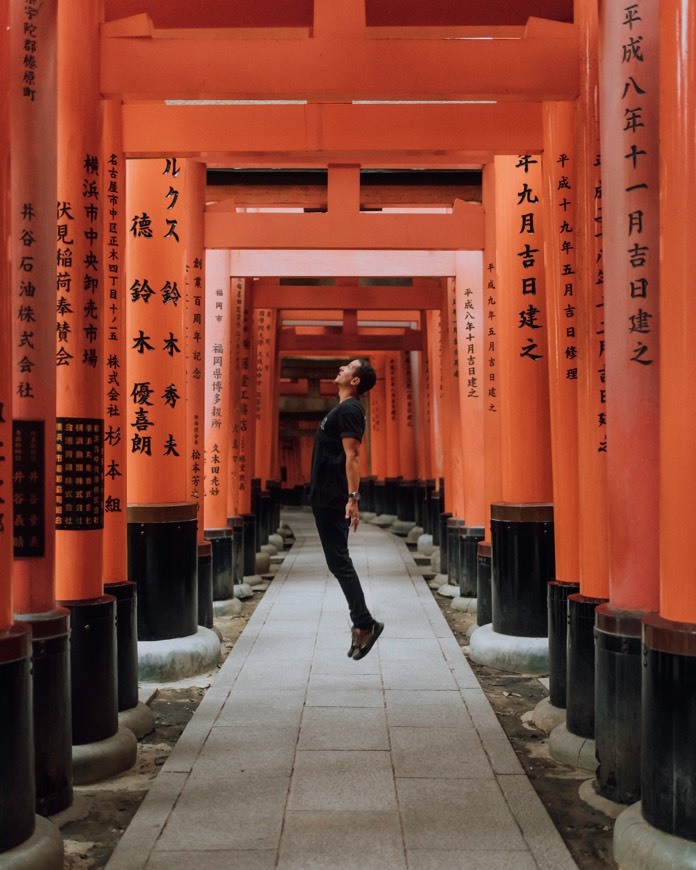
[1,0,695,867]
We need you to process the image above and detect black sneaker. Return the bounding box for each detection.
[350,621,384,660]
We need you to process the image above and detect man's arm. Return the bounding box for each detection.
[342,436,361,530]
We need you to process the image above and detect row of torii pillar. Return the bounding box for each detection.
[1,1,696,868]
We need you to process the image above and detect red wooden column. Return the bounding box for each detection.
[253,306,278,547]
[393,350,418,530]
[596,0,660,805]
[382,352,401,519]
[632,0,696,848]
[9,0,74,815]
[125,158,199,649]
[416,326,434,484]
[100,99,150,733]
[228,277,246,516]
[455,252,486,597]
[424,308,445,545]
[181,166,210,627]
[368,353,387,484]
[440,277,466,584]
[540,101,586,726]
[56,0,134,776]
[478,163,502,627]
[487,154,554,646]
[239,279,258,578]
[204,250,235,607]
[1,3,46,853]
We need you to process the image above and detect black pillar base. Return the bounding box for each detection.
[15,609,73,816]
[491,503,555,637]
[127,502,198,641]
[429,493,441,544]
[228,516,245,586]
[547,581,580,709]
[56,596,119,747]
[206,528,233,600]
[0,625,35,851]
[384,477,402,516]
[438,511,452,572]
[594,604,642,804]
[566,593,606,739]
[197,542,213,629]
[641,614,696,840]
[104,582,139,714]
[460,526,485,597]
[447,518,466,586]
[397,480,417,523]
[242,513,257,577]
[476,541,492,626]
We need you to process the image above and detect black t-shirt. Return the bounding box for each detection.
[308,397,365,508]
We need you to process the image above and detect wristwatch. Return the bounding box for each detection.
[348,492,361,501]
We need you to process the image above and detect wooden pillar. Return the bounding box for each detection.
[369,354,387,481]
[595,0,660,806]
[228,277,245,517]
[491,154,554,639]
[426,308,444,485]
[416,325,434,482]
[237,279,256,515]
[56,0,122,761]
[638,0,696,843]
[253,307,276,487]
[1,2,44,851]
[100,100,146,722]
[540,101,587,721]
[125,158,198,643]
[455,251,486,595]
[204,250,235,603]
[395,351,417,481]
[479,164,502,624]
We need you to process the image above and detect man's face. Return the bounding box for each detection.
[335,359,361,387]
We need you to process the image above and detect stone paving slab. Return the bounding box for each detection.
[107,511,577,870]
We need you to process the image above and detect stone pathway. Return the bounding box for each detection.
[107,510,577,870]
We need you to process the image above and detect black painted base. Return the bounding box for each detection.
[206,529,233,600]
[127,503,198,641]
[58,596,118,747]
[438,512,453,573]
[16,609,73,815]
[242,513,257,577]
[447,518,465,587]
[594,604,642,804]
[228,516,245,586]
[642,614,696,840]
[491,503,555,638]
[547,581,580,709]
[476,542,492,627]
[460,527,485,597]
[566,593,606,739]
[0,625,36,851]
[104,582,139,713]
[197,542,213,629]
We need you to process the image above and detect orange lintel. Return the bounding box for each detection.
[121,102,543,158]
[205,202,483,251]
[279,331,423,352]
[101,31,578,101]
[254,285,441,310]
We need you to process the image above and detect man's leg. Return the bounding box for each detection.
[312,506,373,629]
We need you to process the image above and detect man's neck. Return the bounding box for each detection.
[338,386,358,402]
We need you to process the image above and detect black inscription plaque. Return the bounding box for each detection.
[56,417,104,530]
[13,420,45,557]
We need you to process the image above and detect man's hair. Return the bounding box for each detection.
[354,359,377,395]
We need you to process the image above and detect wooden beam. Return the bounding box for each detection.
[205,201,483,250]
[101,30,578,101]
[205,182,481,207]
[254,284,441,310]
[279,331,423,352]
[121,102,543,159]
[230,249,458,276]
[280,310,422,322]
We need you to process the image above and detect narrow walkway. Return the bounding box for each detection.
[108,511,577,870]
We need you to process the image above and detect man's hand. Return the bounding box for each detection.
[346,498,360,531]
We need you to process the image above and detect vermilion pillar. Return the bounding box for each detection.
[455,252,485,597]
[479,163,502,627]
[9,0,73,814]
[253,307,276,486]
[597,0,659,805]
[541,102,586,722]
[636,0,696,845]
[100,99,146,728]
[239,280,258,578]
[56,0,130,775]
[394,350,418,530]
[1,3,42,852]
[126,158,199,645]
[489,154,554,642]
[204,250,235,605]
[369,354,387,483]
[416,327,434,483]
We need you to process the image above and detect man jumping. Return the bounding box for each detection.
[308,358,384,660]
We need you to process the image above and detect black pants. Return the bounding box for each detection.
[312,505,373,629]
